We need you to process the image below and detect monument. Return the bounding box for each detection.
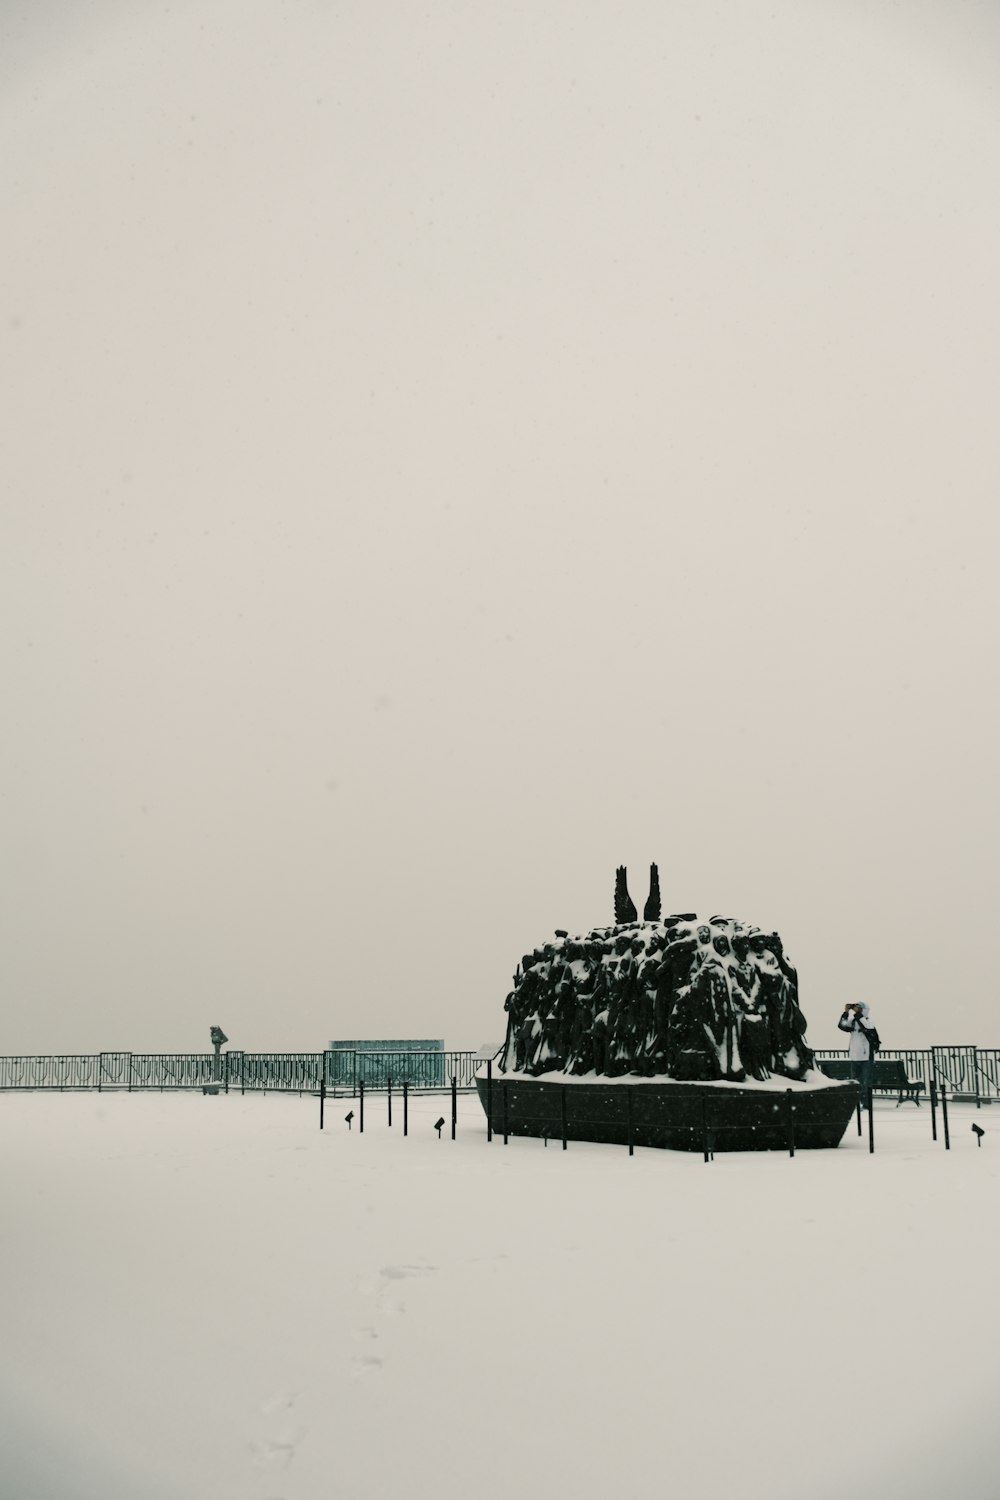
[476,865,857,1150]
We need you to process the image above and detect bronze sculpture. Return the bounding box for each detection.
[498,869,814,1084]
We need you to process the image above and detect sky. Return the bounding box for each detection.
[2,0,999,1056]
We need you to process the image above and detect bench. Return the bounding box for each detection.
[816,1057,924,1106]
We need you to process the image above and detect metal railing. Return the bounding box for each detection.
[0,1049,484,1095]
[3,1047,997,1102]
[812,1047,1000,1106]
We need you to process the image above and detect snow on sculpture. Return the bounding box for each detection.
[499,876,813,1084]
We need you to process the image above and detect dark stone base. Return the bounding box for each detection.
[476,1073,858,1152]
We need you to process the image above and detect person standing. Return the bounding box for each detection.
[838,1002,878,1110]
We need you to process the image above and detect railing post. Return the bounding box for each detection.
[320,1078,326,1130]
[930,1078,938,1141]
[359,1079,365,1133]
[451,1075,457,1140]
[973,1045,981,1109]
[388,1076,392,1128]
[486,1058,493,1143]
[128,1053,133,1093]
[403,1082,409,1136]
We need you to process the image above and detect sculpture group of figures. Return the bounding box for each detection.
[499,912,815,1085]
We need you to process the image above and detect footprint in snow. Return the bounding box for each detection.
[259,1391,297,1417]
[249,1438,297,1471]
[249,1392,307,1470]
[351,1353,384,1380]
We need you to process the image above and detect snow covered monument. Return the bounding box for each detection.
[476,865,857,1151]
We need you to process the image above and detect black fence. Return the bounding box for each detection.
[3,1046,998,1104]
[812,1046,1000,1106]
[0,1050,486,1095]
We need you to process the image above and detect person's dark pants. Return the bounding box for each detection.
[850,1058,874,1110]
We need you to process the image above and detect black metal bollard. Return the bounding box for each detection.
[359,1079,365,1134]
[320,1078,326,1131]
[931,1054,939,1135]
[930,1078,938,1141]
[503,1083,509,1145]
[486,1059,493,1143]
[786,1090,795,1158]
[388,1076,392,1128]
[867,1097,875,1154]
[941,1081,951,1150]
[451,1076,457,1140]
[403,1082,409,1136]
[856,1092,862,1136]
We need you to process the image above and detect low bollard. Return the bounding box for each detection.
[403,1082,409,1136]
[319,1078,326,1131]
[941,1081,950,1150]
[359,1080,365,1134]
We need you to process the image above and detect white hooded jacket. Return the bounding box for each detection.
[838,1001,878,1060]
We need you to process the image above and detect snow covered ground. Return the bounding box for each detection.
[2,1088,998,1500]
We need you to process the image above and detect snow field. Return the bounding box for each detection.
[2,1090,999,1500]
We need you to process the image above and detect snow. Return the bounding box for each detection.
[2,1089,999,1500]
[486,1066,839,1091]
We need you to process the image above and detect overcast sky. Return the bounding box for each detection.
[3,0,999,1058]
